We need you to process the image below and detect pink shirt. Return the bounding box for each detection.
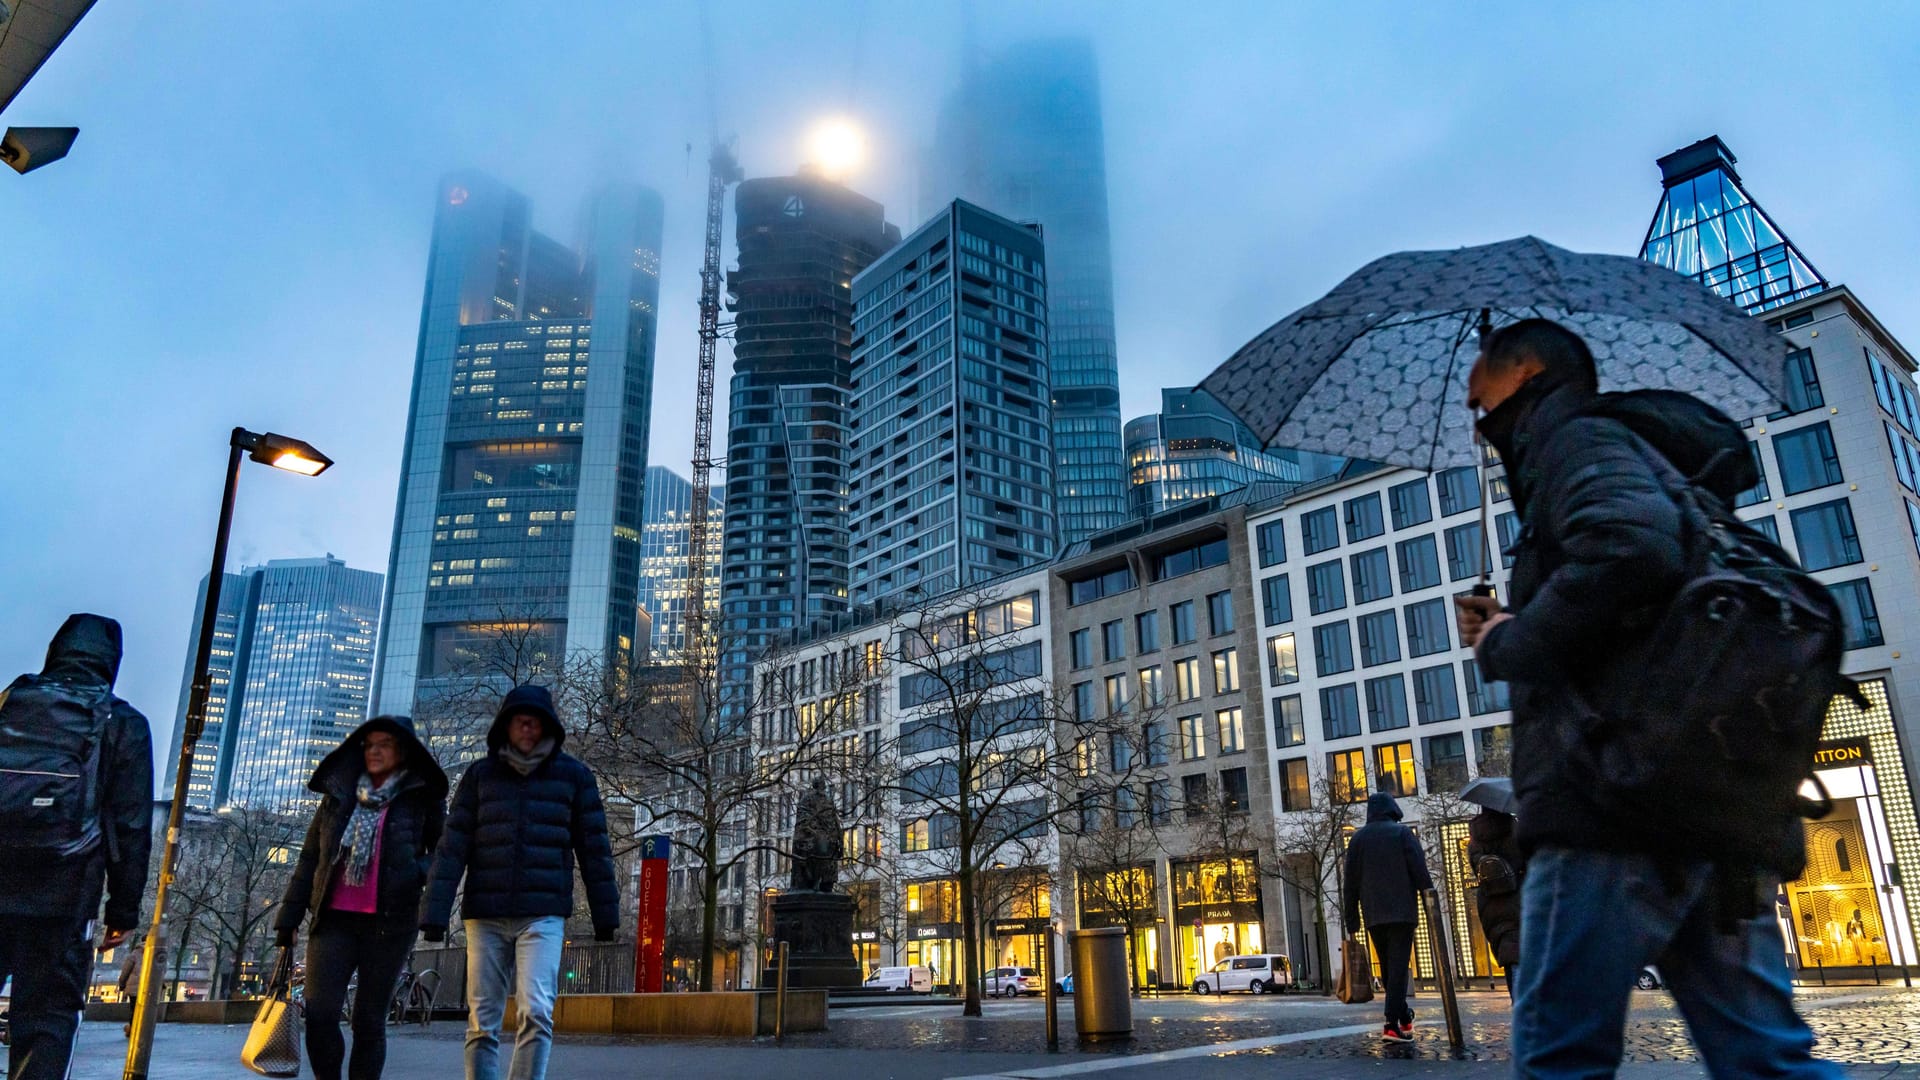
[327,808,387,914]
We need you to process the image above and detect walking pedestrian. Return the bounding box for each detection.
[117,932,168,1037]
[276,715,447,1080]
[0,614,153,1080]
[420,684,619,1080]
[1342,790,1432,1043]
[1466,806,1524,997]
[1456,318,1839,1077]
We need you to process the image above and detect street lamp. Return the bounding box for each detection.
[124,427,331,1080]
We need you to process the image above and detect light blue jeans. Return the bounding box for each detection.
[1512,848,1838,1079]
[463,915,566,1080]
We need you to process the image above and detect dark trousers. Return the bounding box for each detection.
[0,916,91,1080]
[302,911,416,1080]
[1368,921,1416,1027]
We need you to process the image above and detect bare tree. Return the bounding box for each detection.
[1176,781,1270,969]
[165,808,300,997]
[1058,799,1164,990]
[1263,773,1364,994]
[411,606,572,767]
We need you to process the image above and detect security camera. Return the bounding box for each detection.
[1,127,80,175]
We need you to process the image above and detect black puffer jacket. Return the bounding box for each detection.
[1477,380,1757,858]
[276,716,448,937]
[0,615,154,930]
[1466,809,1524,969]
[419,685,619,935]
[1342,793,1433,929]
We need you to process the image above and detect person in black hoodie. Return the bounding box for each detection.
[420,684,618,1080]
[1342,791,1432,1042]
[276,715,447,1080]
[0,614,152,1080]
[1455,319,1834,1078]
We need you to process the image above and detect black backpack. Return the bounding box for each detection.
[1573,436,1852,879]
[0,674,117,859]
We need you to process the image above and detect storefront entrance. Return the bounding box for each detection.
[1075,864,1162,987]
[1171,854,1265,987]
[1781,734,1916,970]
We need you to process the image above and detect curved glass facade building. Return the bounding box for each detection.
[1124,388,1327,517]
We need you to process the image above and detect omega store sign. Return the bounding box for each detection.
[1779,736,1917,971]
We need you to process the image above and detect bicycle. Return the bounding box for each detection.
[388,964,440,1027]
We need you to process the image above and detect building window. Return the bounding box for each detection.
[1389,478,1432,530]
[1102,620,1126,662]
[1179,715,1206,761]
[1779,348,1824,414]
[1173,657,1202,702]
[1909,501,1920,558]
[1137,610,1161,653]
[1307,560,1347,615]
[1445,523,1486,581]
[1735,442,1770,508]
[1464,661,1511,715]
[1138,665,1165,707]
[1151,537,1229,581]
[1069,565,1137,605]
[902,819,929,853]
[1148,778,1173,824]
[1313,621,1354,676]
[1105,674,1132,716]
[1212,648,1241,693]
[1261,574,1293,626]
[1171,601,1197,645]
[1217,707,1245,754]
[1425,732,1467,792]
[1412,664,1461,724]
[1114,785,1139,829]
[1272,695,1305,749]
[1474,724,1513,776]
[1750,515,1781,546]
[1182,774,1211,820]
[1437,467,1480,516]
[1791,499,1863,570]
[1405,598,1451,657]
[1219,767,1250,814]
[1375,741,1417,797]
[1887,424,1918,493]
[1279,758,1311,811]
[1256,519,1287,567]
[1069,628,1092,669]
[1207,590,1235,635]
[1358,610,1401,667]
[1829,579,1884,649]
[1396,535,1441,592]
[1328,748,1368,804]
[1365,674,1410,733]
[1267,633,1299,685]
[1320,684,1361,740]
[1344,493,1385,542]
[1145,720,1170,766]
[1495,511,1522,569]
[1351,547,1393,604]
[1072,681,1095,722]
[1774,423,1844,495]
[1302,507,1340,555]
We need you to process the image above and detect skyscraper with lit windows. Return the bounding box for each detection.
[636,465,722,661]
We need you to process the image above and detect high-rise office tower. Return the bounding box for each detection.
[924,38,1128,542]
[636,465,722,661]
[163,557,383,812]
[374,172,664,726]
[847,199,1055,608]
[717,172,899,701]
[1123,388,1324,517]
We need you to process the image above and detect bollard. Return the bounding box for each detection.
[1815,954,1826,986]
[775,941,789,1043]
[1420,889,1466,1055]
[1044,932,1059,1051]
[1874,958,1882,986]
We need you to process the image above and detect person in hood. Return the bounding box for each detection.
[0,614,152,1080]
[1342,791,1432,1042]
[276,715,447,1080]
[1465,806,1524,997]
[1455,319,1835,1077]
[420,684,618,1080]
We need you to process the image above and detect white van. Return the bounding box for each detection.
[864,965,934,992]
[1191,954,1292,994]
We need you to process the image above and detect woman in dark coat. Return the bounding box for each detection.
[1467,806,1525,994]
[276,716,447,1080]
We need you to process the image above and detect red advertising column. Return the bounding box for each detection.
[634,835,670,993]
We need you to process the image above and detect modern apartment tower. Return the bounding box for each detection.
[1124,388,1329,517]
[847,199,1056,609]
[163,557,383,812]
[374,172,665,725]
[717,172,899,702]
[637,465,723,661]
[924,38,1128,542]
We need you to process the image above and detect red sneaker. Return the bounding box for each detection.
[1382,1023,1412,1043]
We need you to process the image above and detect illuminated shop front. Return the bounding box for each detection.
[983,870,1054,976]
[903,878,962,988]
[1076,864,1162,988]
[1171,854,1265,986]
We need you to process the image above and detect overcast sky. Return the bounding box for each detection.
[4,1,1916,770]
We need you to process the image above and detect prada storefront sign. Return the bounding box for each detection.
[1814,738,1872,768]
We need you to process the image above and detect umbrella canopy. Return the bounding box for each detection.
[1200,236,1790,471]
[1458,777,1517,816]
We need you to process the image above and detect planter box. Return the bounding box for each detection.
[82,1000,259,1024]
[503,990,827,1037]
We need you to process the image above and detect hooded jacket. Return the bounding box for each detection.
[1476,380,1755,857]
[276,715,448,937]
[1342,792,1433,929]
[0,614,154,929]
[419,685,619,934]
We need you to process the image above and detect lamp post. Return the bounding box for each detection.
[124,427,331,1080]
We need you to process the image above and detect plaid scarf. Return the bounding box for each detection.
[341,771,405,887]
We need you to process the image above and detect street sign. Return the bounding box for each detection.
[634,835,671,993]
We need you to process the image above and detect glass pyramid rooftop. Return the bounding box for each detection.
[1639,136,1826,314]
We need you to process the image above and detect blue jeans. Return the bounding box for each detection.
[1512,848,1837,1079]
[463,916,566,1080]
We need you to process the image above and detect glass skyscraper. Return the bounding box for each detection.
[1123,388,1329,517]
[374,172,664,729]
[1639,135,1826,315]
[923,37,1128,543]
[847,199,1055,608]
[163,557,383,812]
[636,465,722,662]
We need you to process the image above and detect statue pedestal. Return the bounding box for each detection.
[760,891,864,990]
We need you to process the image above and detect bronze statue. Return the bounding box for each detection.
[790,777,843,892]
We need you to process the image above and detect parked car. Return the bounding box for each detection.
[1191,954,1292,995]
[1056,971,1074,995]
[984,966,1041,997]
[864,965,934,993]
[1636,966,1663,991]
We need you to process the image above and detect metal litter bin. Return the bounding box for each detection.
[1070,927,1133,1042]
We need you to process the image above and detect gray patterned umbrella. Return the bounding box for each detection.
[1199,236,1790,471]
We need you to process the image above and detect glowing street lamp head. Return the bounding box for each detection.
[805,118,866,179]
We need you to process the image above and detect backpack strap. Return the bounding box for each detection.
[93,690,121,865]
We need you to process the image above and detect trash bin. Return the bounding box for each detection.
[1070,927,1133,1042]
